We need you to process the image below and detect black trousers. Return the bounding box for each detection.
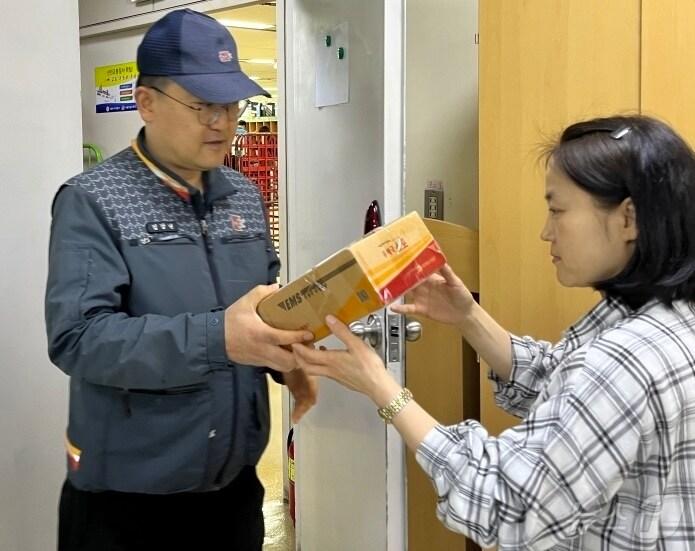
[58,466,265,551]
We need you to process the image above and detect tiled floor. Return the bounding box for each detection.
[258,380,295,551]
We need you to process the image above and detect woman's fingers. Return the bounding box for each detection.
[325,315,366,351]
[292,343,347,370]
[292,348,338,380]
[263,345,299,373]
[390,302,419,315]
[439,264,463,286]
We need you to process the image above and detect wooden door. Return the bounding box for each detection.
[478,0,641,436]
[406,220,480,551]
[641,0,695,147]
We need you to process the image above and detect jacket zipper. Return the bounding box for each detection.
[195,207,238,488]
[198,216,224,294]
[121,389,132,418]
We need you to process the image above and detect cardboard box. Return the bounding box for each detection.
[257,212,447,341]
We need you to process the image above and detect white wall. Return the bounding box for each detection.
[0,2,82,550]
[405,0,478,229]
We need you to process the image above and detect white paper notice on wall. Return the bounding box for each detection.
[315,22,349,107]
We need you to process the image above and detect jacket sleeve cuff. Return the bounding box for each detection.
[206,311,228,369]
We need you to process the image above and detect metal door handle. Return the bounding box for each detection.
[349,314,382,347]
[405,319,422,342]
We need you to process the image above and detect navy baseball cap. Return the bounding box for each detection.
[137,9,270,103]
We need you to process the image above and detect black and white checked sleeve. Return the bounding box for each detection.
[416,341,652,550]
[488,335,569,418]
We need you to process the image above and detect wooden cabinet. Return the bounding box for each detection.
[478,0,641,436]
[406,220,480,551]
[641,0,695,148]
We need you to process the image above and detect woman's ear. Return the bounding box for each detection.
[621,197,638,242]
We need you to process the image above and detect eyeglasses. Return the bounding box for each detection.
[149,86,249,126]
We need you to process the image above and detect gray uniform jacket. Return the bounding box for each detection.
[45,131,280,494]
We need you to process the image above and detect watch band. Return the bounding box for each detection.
[377,388,413,423]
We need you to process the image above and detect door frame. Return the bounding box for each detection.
[279,0,407,547]
[383,1,407,548]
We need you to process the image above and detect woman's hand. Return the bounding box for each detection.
[292,315,400,405]
[294,315,441,451]
[391,264,475,327]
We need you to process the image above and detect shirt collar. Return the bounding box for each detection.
[131,128,237,204]
[563,295,645,350]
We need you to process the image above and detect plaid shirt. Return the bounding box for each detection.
[416,297,695,550]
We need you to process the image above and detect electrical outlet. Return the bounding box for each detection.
[424,188,444,220]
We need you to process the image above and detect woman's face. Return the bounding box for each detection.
[540,161,637,288]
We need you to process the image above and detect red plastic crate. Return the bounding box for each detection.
[225,133,280,249]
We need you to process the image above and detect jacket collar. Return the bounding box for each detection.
[131,128,237,204]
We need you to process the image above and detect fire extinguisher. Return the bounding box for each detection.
[287,426,296,525]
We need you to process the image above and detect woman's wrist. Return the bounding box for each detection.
[456,299,479,332]
[369,370,403,408]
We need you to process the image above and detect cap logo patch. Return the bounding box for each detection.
[218,50,234,63]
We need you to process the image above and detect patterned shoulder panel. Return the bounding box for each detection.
[68,148,201,241]
[208,167,269,239]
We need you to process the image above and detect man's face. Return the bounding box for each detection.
[139,81,241,172]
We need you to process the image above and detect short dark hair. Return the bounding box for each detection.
[546,115,695,308]
[135,74,171,89]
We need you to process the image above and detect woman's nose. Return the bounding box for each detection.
[540,217,553,242]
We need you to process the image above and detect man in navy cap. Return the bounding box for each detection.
[46,9,316,550]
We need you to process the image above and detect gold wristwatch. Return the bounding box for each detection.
[377,388,413,423]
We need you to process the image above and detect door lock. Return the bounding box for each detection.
[405,319,422,342]
[349,314,382,347]
[349,315,422,359]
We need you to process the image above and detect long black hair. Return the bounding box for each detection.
[546,115,695,308]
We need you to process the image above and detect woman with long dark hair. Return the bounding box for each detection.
[294,116,695,549]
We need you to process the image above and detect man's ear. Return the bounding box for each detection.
[621,197,638,242]
[135,86,156,122]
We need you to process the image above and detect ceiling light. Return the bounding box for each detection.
[218,19,275,31]
[248,76,261,81]
[241,58,276,65]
